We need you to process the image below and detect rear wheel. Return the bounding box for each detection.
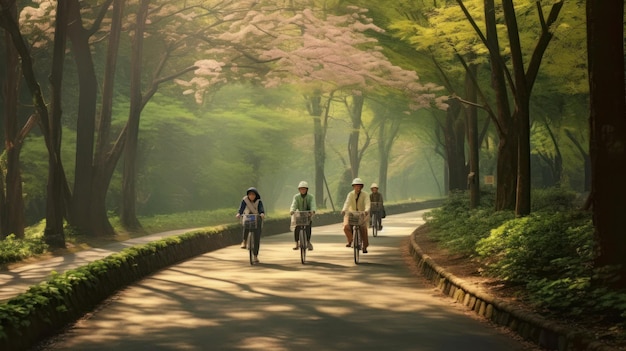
[353,225,360,264]
[248,231,255,265]
[299,227,307,264]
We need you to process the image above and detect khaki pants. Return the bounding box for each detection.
[343,223,369,249]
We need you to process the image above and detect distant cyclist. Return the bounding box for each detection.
[369,183,385,230]
[340,177,370,253]
[290,181,316,250]
[236,187,266,263]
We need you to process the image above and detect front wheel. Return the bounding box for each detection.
[299,227,307,264]
[353,225,360,264]
[248,231,255,265]
[371,213,378,237]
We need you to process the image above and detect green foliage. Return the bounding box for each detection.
[0,208,234,266]
[0,232,48,265]
[427,188,626,321]
[530,187,579,211]
[425,190,514,255]
[137,208,236,233]
[476,211,594,283]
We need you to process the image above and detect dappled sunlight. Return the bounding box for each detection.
[41,213,531,350]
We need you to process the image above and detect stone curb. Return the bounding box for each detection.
[408,229,621,351]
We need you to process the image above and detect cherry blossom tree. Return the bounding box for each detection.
[179,4,446,206]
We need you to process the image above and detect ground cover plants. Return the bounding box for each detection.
[424,189,626,338]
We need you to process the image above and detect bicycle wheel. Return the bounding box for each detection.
[248,231,255,265]
[299,227,307,264]
[353,225,360,264]
[371,213,378,237]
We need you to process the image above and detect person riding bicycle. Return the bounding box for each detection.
[236,187,266,263]
[369,183,385,230]
[341,177,370,253]
[290,181,317,251]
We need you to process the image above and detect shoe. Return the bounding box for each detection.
[346,242,352,247]
[363,248,368,254]
[240,241,246,249]
[307,242,313,250]
[253,256,259,263]
[293,242,299,250]
[378,226,383,230]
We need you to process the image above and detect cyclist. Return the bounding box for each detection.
[289,181,316,250]
[236,187,266,263]
[369,183,385,230]
[340,177,370,253]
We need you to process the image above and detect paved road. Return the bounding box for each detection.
[36,211,535,350]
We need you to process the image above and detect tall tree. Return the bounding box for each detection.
[0,0,69,247]
[1,0,31,239]
[587,0,626,286]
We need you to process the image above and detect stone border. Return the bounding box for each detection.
[408,229,621,351]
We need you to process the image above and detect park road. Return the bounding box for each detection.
[37,210,537,351]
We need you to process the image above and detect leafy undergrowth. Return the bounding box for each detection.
[422,189,626,349]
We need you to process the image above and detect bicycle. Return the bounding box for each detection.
[370,202,383,237]
[348,211,366,264]
[241,214,259,265]
[292,211,313,264]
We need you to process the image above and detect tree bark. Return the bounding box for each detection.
[444,99,466,192]
[121,0,149,231]
[89,0,126,237]
[308,93,329,209]
[66,0,101,233]
[347,94,365,178]
[44,0,70,248]
[587,0,626,287]
[2,1,26,239]
[465,64,480,209]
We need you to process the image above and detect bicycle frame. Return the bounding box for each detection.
[347,211,366,264]
[292,211,312,264]
[241,214,258,265]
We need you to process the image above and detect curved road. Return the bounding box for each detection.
[39,210,536,350]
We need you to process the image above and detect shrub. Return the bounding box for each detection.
[476,211,594,284]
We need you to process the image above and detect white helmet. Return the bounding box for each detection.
[370,183,379,189]
[351,177,364,185]
[298,181,309,188]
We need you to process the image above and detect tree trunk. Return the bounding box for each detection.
[587,0,626,287]
[2,2,26,239]
[0,0,68,247]
[121,0,149,231]
[308,93,328,209]
[89,0,125,237]
[66,0,98,233]
[495,135,518,210]
[482,0,516,211]
[347,94,365,178]
[502,0,563,216]
[44,0,70,248]
[378,117,400,196]
[465,64,480,209]
[444,99,466,192]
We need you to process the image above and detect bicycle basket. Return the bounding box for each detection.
[242,214,258,229]
[348,211,364,226]
[293,211,311,226]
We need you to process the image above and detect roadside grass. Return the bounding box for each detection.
[0,208,239,266]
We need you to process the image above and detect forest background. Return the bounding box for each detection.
[0,0,624,290]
